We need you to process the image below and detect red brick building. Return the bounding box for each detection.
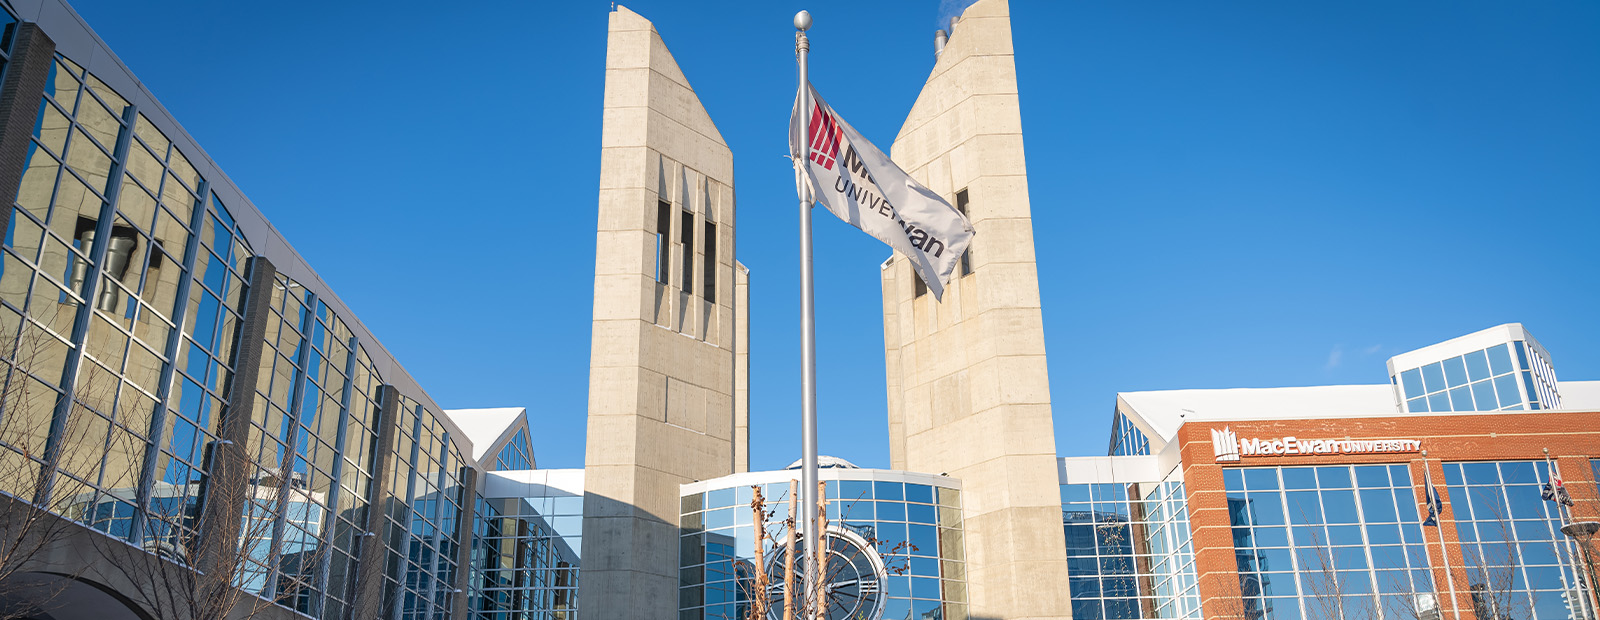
[1061,324,1600,620]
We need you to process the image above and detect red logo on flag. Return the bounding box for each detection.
[807,103,843,171]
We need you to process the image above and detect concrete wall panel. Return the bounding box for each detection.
[581,7,742,620]
[879,1,1073,618]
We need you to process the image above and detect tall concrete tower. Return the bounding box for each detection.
[581,6,747,619]
[880,1,1073,618]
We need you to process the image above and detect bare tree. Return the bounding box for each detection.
[0,304,126,619]
[739,481,919,620]
[92,437,336,620]
[1217,525,1450,620]
[1454,499,1538,620]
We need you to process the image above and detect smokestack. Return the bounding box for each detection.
[935,29,947,56]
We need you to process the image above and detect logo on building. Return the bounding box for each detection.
[1212,427,1241,462]
[1211,427,1423,462]
[807,102,843,170]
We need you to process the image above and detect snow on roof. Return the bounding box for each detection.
[1119,385,1396,447]
[1557,381,1600,411]
[785,456,861,470]
[1116,380,1600,452]
[443,407,528,463]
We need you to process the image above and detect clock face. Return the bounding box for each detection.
[764,526,888,620]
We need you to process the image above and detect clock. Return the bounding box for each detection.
[764,526,888,620]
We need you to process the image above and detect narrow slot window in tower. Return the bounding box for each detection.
[955,189,971,277]
[655,199,672,283]
[680,210,694,294]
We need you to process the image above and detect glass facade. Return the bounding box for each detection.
[679,471,967,620]
[1442,460,1589,619]
[1225,464,1435,620]
[469,484,583,619]
[493,427,533,471]
[1062,480,1200,619]
[0,22,478,620]
[1111,410,1151,457]
[378,394,467,620]
[1394,341,1557,413]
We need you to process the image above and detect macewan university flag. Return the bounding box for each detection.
[790,83,974,300]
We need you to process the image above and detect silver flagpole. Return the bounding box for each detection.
[1423,452,1463,620]
[1547,449,1596,620]
[793,9,820,618]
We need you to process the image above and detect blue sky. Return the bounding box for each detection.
[66,1,1599,471]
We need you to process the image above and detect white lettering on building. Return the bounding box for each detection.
[1212,427,1422,462]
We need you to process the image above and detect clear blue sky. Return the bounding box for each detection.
[67,1,1599,472]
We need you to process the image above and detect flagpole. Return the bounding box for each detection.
[793,10,821,618]
[1423,452,1463,620]
[1547,449,1596,619]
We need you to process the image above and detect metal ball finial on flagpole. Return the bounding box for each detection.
[793,9,821,620]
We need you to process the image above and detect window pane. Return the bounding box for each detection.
[1427,392,1450,412]
[1442,356,1468,388]
[1399,369,1424,399]
[1487,343,1513,375]
[1494,374,1521,408]
[1470,381,1496,412]
[1421,363,1446,393]
[1463,349,1490,381]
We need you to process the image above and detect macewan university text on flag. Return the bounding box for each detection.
[790,83,974,300]
[806,105,952,260]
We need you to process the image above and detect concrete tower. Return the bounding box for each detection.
[880,1,1073,618]
[581,6,746,619]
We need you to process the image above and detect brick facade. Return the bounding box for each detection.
[1179,411,1600,620]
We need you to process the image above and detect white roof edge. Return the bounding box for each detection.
[443,407,528,462]
[1114,380,1600,448]
[1057,455,1168,485]
[480,468,585,499]
[1386,323,1534,375]
[682,467,960,496]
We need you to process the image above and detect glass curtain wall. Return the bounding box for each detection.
[380,394,467,620]
[0,44,272,576]
[1062,479,1200,619]
[1442,460,1588,620]
[469,491,583,619]
[1225,465,1434,620]
[2,41,471,620]
[679,475,967,620]
[1394,343,1549,413]
[1110,411,1151,457]
[493,427,532,471]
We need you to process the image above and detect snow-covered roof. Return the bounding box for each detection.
[443,407,529,463]
[785,455,861,470]
[1116,380,1600,454]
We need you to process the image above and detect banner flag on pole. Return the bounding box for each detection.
[1422,481,1444,527]
[789,82,974,300]
[1542,475,1575,507]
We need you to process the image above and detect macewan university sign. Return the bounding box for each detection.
[1210,427,1423,463]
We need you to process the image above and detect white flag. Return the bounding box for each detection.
[789,83,974,300]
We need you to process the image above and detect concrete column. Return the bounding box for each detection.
[352,384,401,620]
[880,1,1072,617]
[733,263,749,473]
[451,467,478,620]
[0,22,57,228]
[579,7,738,619]
[194,256,275,576]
